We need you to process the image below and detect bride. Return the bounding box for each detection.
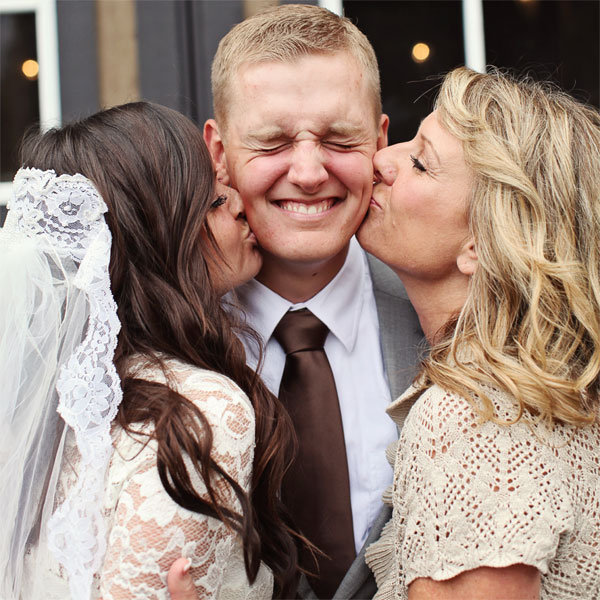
[0,101,298,599]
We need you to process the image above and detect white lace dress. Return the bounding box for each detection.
[366,384,600,600]
[23,359,273,599]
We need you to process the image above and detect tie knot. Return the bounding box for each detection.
[273,308,329,355]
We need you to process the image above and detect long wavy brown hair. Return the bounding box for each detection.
[20,101,298,596]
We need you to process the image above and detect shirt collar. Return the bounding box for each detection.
[234,237,367,353]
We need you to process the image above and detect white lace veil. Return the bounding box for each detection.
[0,168,122,599]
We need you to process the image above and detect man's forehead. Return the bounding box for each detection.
[219,52,380,136]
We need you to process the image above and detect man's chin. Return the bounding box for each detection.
[260,240,352,266]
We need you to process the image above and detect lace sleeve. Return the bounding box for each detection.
[394,386,574,587]
[96,368,255,599]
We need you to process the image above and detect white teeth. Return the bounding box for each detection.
[279,200,334,214]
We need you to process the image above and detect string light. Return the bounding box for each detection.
[412,43,430,63]
[21,59,39,80]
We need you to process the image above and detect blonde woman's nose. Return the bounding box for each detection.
[373,145,398,186]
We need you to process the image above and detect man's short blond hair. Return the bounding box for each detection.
[211,3,382,128]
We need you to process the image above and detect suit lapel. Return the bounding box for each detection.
[367,253,424,399]
[332,255,424,599]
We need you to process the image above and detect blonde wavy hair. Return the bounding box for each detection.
[210,3,381,129]
[423,67,600,427]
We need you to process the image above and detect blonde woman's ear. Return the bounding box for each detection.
[457,238,478,276]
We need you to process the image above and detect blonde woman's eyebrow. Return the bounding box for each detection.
[421,134,441,167]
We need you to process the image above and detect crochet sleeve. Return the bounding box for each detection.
[394,386,574,587]
[96,368,256,599]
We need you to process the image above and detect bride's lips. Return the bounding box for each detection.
[370,197,381,208]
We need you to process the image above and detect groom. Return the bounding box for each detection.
[177,4,422,598]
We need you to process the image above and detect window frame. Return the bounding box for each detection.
[0,0,61,205]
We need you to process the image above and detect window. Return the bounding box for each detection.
[343,0,599,143]
[0,0,60,224]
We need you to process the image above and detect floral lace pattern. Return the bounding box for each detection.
[96,361,272,599]
[366,384,600,600]
[10,168,122,599]
[32,360,273,599]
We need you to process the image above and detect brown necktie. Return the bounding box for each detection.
[273,308,355,599]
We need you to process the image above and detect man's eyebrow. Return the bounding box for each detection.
[245,122,368,142]
[245,127,286,143]
[326,123,368,138]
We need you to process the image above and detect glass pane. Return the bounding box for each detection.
[1,12,40,183]
[343,1,464,144]
[484,0,599,109]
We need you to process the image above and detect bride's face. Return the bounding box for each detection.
[203,182,262,294]
[357,111,473,281]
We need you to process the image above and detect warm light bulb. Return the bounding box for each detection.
[412,43,430,63]
[22,59,39,80]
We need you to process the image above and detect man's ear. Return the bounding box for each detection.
[457,238,478,276]
[377,114,390,150]
[203,119,230,185]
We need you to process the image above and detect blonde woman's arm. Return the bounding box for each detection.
[387,386,572,599]
[409,564,540,599]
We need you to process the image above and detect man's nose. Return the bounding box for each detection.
[373,145,398,186]
[287,143,328,193]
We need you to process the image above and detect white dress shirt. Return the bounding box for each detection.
[233,238,398,553]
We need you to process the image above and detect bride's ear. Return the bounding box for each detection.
[457,238,478,276]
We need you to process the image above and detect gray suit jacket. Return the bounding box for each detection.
[298,253,424,599]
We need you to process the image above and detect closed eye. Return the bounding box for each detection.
[410,155,427,172]
[258,143,289,154]
[211,194,227,209]
[325,142,355,151]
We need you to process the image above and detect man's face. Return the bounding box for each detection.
[206,52,388,277]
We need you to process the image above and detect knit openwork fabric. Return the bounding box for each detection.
[367,384,600,599]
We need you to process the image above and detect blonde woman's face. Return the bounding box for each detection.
[357,111,473,282]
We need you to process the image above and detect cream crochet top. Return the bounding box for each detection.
[366,384,600,600]
[23,359,272,599]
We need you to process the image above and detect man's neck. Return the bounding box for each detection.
[256,246,350,303]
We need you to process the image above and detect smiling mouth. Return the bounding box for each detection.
[276,198,337,215]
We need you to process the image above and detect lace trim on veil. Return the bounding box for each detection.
[9,168,122,598]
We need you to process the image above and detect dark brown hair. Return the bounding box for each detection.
[20,101,298,596]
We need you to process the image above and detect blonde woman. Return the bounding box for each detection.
[359,67,600,599]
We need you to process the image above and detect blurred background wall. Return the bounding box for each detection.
[1,0,598,223]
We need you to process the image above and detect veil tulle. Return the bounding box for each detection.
[0,168,122,599]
